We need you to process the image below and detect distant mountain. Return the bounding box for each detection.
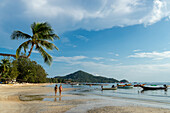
[55,70,119,83]
[120,79,129,83]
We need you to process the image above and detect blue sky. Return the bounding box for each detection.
[1,0,170,82]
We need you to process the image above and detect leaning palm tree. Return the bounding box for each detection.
[11,22,59,65]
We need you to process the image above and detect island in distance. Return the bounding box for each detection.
[55,70,127,83]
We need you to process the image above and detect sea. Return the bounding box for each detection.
[45,82,170,112]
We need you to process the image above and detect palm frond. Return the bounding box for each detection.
[16,40,32,58]
[37,40,59,50]
[37,22,53,33]
[31,22,59,41]
[32,22,52,34]
[35,45,52,65]
[11,31,32,40]
[53,44,59,50]
[53,34,60,40]
[37,33,60,41]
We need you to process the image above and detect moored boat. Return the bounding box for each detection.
[117,85,133,89]
[134,84,145,87]
[140,85,167,90]
[117,83,133,89]
[102,87,117,90]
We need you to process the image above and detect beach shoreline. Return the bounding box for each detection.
[1,83,170,113]
[87,106,170,113]
[0,83,77,113]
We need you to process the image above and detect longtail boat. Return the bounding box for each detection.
[134,84,145,87]
[140,85,167,90]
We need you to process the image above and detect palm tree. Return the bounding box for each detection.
[11,22,59,65]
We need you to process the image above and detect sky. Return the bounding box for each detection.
[1,0,170,82]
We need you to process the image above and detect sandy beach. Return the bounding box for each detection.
[0,84,170,113]
[0,83,77,113]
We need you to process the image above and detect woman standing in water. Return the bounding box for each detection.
[59,84,63,96]
[54,84,58,96]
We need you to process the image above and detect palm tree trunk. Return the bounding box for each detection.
[0,53,17,58]
[0,53,27,58]
[27,43,34,58]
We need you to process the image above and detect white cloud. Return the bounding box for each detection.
[128,51,170,60]
[0,0,170,33]
[53,56,88,63]
[115,54,119,56]
[133,49,141,52]
[65,44,77,48]
[110,59,118,62]
[108,52,114,55]
[111,63,170,81]
[61,37,70,43]
[17,0,170,33]
[140,0,168,25]
[60,37,77,48]
[108,52,119,56]
[51,55,170,81]
[76,35,89,42]
[92,57,104,60]
[94,74,100,76]
[92,57,117,61]
[54,58,170,81]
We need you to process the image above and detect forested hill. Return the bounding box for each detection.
[55,70,119,83]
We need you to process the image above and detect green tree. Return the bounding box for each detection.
[0,58,11,78]
[10,22,59,65]
[9,61,19,80]
[15,57,47,83]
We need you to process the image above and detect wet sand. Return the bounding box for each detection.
[87,106,170,113]
[1,83,170,113]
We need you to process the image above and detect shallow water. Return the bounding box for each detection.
[45,83,170,111]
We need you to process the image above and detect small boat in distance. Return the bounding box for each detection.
[101,84,117,90]
[117,84,133,89]
[118,85,133,89]
[102,87,117,90]
[140,85,167,90]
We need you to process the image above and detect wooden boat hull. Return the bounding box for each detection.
[140,86,167,90]
[134,84,145,87]
[102,87,117,90]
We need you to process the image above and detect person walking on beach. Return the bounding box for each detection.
[54,84,58,96]
[59,84,63,96]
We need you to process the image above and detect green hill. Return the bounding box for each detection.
[120,79,129,83]
[55,70,119,83]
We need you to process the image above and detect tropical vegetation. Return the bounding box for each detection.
[0,58,11,79]
[0,57,47,83]
[0,22,61,83]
